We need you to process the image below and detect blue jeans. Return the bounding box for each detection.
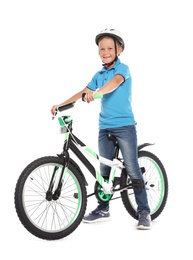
[98,125,150,213]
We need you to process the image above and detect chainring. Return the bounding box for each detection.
[94,180,113,202]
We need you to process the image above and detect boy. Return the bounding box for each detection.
[51,28,151,229]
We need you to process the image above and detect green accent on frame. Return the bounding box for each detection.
[96,171,103,186]
[85,147,98,159]
[58,117,64,126]
[65,132,69,141]
[58,116,71,127]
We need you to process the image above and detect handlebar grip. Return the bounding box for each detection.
[94,93,103,99]
[82,92,103,101]
[58,102,75,112]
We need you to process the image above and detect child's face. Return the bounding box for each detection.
[98,37,122,65]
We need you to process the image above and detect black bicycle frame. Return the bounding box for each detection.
[69,134,98,178]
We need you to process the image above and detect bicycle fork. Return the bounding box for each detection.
[46,153,69,201]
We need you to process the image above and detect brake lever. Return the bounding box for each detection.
[52,108,58,120]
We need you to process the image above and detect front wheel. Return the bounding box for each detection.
[14,156,87,240]
[120,150,168,220]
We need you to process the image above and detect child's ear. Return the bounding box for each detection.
[117,45,123,55]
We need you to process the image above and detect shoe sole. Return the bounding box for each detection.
[137,225,151,230]
[82,217,111,224]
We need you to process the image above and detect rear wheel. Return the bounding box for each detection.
[14,156,87,240]
[120,150,168,220]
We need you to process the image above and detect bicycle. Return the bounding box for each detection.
[14,93,168,240]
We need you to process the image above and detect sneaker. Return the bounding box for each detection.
[82,205,110,223]
[137,210,151,230]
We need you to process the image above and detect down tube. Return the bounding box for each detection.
[70,140,97,178]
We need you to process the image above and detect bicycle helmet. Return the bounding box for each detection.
[95,28,125,50]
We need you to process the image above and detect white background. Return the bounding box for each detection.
[1,0,193,259]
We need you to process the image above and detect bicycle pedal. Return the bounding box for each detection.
[141,167,145,174]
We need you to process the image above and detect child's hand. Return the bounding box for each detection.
[84,92,95,103]
[51,105,58,115]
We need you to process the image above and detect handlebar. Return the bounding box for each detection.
[52,92,103,120]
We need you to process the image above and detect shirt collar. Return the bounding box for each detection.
[100,58,121,73]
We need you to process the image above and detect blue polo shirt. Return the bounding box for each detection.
[87,58,135,129]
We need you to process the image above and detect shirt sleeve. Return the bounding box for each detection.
[87,71,100,91]
[114,63,131,81]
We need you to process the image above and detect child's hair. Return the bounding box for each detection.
[98,35,123,48]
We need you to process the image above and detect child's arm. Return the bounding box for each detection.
[50,87,91,115]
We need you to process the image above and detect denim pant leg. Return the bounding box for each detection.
[99,126,150,213]
[98,129,116,209]
[114,125,150,213]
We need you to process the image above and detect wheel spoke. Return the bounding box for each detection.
[15,157,87,239]
[121,151,168,220]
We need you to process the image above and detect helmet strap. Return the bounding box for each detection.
[102,56,118,68]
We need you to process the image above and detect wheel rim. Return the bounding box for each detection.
[143,157,165,214]
[22,163,82,233]
[127,156,165,215]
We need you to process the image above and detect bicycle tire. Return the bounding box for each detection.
[120,150,168,220]
[14,156,87,240]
